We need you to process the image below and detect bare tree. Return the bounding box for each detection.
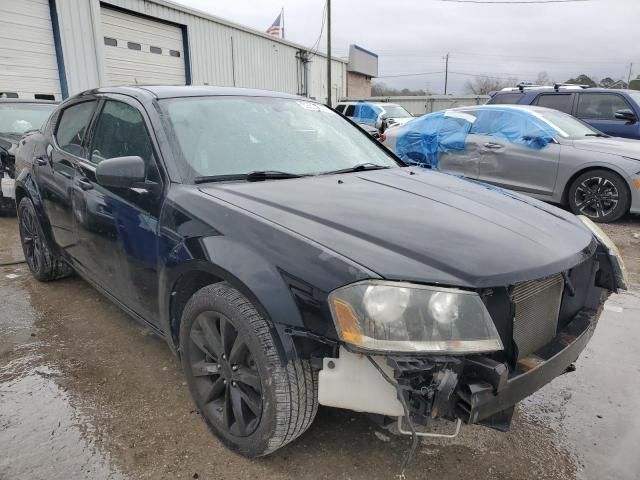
[464,76,517,95]
[371,81,430,97]
[535,71,551,86]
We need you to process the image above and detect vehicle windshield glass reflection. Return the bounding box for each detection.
[383,105,412,118]
[0,104,55,135]
[161,96,399,181]
[536,109,602,139]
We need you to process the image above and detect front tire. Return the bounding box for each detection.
[17,197,72,281]
[568,169,630,223]
[179,282,318,457]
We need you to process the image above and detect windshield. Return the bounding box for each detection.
[535,109,602,139]
[382,105,412,118]
[161,96,400,180]
[627,91,640,108]
[0,103,55,135]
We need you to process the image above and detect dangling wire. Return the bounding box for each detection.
[366,356,419,479]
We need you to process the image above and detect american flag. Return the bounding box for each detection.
[266,10,284,38]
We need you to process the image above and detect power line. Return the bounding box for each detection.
[377,71,444,79]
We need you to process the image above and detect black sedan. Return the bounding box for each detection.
[14,86,626,458]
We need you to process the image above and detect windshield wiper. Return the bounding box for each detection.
[322,163,391,175]
[585,133,610,138]
[194,171,304,184]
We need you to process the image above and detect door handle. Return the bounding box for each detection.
[76,178,94,191]
[484,142,504,149]
[34,156,48,166]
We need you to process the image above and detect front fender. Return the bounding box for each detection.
[159,235,307,361]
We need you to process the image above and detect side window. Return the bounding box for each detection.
[55,101,97,158]
[488,93,524,105]
[344,105,355,117]
[535,94,573,114]
[576,94,632,120]
[334,104,346,114]
[90,101,154,167]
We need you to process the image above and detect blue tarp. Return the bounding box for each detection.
[352,102,383,124]
[394,108,559,168]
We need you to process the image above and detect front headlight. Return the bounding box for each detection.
[578,215,628,290]
[328,281,503,354]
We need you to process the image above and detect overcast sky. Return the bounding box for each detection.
[172,0,640,94]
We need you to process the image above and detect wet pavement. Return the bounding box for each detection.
[1,214,639,480]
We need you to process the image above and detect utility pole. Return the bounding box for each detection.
[444,53,449,95]
[326,0,332,107]
[628,62,634,86]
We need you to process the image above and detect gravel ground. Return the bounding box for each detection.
[1,213,639,480]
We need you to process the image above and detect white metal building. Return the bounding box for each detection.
[0,0,347,103]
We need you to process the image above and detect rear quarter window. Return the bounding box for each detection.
[534,94,574,114]
[488,93,525,105]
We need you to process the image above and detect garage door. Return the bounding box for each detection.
[101,7,186,86]
[0,0,61,99]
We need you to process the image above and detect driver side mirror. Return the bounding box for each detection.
[95,156,146,189]
[615,109,637,122]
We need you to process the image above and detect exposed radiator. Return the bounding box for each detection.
[512,274,565,358]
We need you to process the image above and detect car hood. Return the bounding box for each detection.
[571,137,640,159]
[199,168,595,288]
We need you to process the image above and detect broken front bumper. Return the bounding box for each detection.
[458,306,600,425]
[318,305,603,431]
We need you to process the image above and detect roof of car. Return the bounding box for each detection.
[495,87,634,95]
[453,104,557,114]
[83,85,306,101]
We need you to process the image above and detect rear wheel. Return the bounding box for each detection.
[568,169,630,223]
[179,282,318,457]
[17,197,73,281]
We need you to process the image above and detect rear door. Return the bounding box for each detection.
[35,99,98,250]
[575,92,640,139]
[475,110,561,196]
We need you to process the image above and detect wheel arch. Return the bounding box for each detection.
[163,254,302,364]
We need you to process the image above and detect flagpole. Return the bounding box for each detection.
[281,7,285,39]
[326,0,331,107]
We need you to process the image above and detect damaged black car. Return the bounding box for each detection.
[14,86,627,458]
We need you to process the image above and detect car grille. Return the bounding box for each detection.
[512,274,565,358]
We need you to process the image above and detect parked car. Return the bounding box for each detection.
[15,86,625,458]
[0,98,57,214]
[356,121,382,140]
[335,100,413,132]
[383,104,640,223]
[488,84,640,140]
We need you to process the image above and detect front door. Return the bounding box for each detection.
[476,135,561,196]
[576,92,640,139]
[72,96,164,323]
[36,100,98,251]
[470,109,561,196]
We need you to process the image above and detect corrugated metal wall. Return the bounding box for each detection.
[342,95,491,116]
[54,0,346,102]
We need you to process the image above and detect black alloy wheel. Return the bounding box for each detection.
[188,311,263,437]
[568,169,630,223]
[179,283,318,457]
[17,197,73,281]
[19,199,43,273]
